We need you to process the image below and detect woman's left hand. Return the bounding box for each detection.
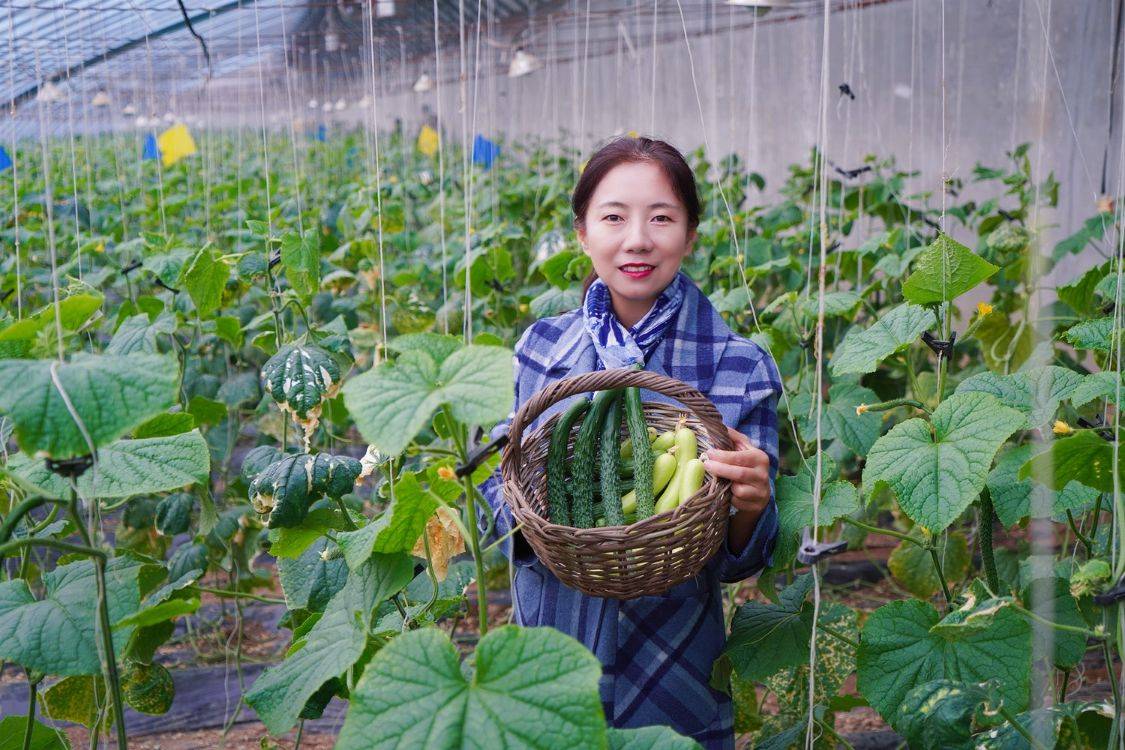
[700,426,772,516]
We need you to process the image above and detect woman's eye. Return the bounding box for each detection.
[604,214,622,222]
[653,215,671,223]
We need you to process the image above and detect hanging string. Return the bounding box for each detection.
[6,3,22,317]
[61,17,84,280]
[251,0,274,238]
[457,0,473,342]
[432,0,449,332]
[363,0,388,355]
[275,0,305,234]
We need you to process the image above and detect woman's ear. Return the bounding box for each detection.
[576,226,589,255]
[684,228,697,256]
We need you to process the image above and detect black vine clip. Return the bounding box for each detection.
[154,278,181,295]
[921,330,957,357]
[454,424,510,479]
[0,288,13,304]
[45,454,94,480]
[268,248,281,270]
[1093,575,1125,606]
[838,82,856,100]
[120,260,143,276]
[796,526,849,565]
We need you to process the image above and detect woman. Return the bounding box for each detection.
[477,136,782,749]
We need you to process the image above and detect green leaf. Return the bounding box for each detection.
[789,382,882,456]
[269,507,340,559]
[40,675,107,728]
[0,294,103,342]
[987,445,1099,527]
[335,625,606,750]
[246,554,413,735]
[179,246,230,318]
[980,701,1114,749]
[956,366,1083,428]
[887,530,970,599]
[132,412,195,439]
[277,536,348,611]
[863,392,1024,532]
[607,727,701,750]
[114,597,199,629]
[902,233,999,305]
[721,574,814,681]
[830,303,933,376]
[385,333,461,366]
[1020,577,1085,670]
[187,395,226,426]
[106,313,176,355]
[7,430,211,501]
[0,556,149,675]
[1063,317,1113,352]
[1070,371,1123,408]
[343,345,513,457]
[896,679,994,750]
[121,661,175,715]
[1019,431,1118,493]
[773,457,859,567]
[213,315,244,348]
[1058,263,1109,317]
[0,715,70,749]
[798,291,861,318]
[857,598,1029,731]
[337,471,440,569]
[261,343,341,423]
[0,354,179,459]
[280,229,320,300]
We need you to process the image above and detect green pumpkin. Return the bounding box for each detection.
[248,453,362,528]
[154,492,194,536]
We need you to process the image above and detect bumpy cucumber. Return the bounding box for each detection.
[618,426,658,461]
[546,398,591,526]
[599,392,627,526]
[572,388,622,528]
[621,452,677,517]
[624,387,655,519]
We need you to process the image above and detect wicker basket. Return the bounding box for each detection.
[500,368,734,599]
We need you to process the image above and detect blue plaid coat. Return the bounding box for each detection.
[477,276,782,749]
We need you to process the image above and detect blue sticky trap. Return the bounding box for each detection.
[472,134,500,170]
[0,146,11,172]
[316,124,327,142]
[141,133,159,161]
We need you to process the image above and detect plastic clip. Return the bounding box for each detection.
[921,330,956,357]
[796,525,848,565]
[838,82,856,100]
[45,454,95,480]
[1093,575,1125,607]
[454,425,510,479]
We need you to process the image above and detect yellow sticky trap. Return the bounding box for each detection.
[417,124,439,156]
[156,123,197,167]
[627,129,639,138]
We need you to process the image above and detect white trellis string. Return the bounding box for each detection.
[433,0,450,333]
[362,0,388,354]
[275,0,305,234]
[6,3,22,317]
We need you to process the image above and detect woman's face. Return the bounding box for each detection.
[577,160,695,324]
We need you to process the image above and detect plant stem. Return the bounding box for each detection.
[0,497,46,546]
[1065,509,1094,557]
[0,537,106,560]
[67,492,127,750]
[840,516,923,546]
[935,302,954,404]
[1057,668,1070,704]
[22,674,38,750]
[443,403,489,637]
[1010,603,1105,640]
[996,704,1052,750]
[979,493,1000,594]
[1103,609,1123,749]
[333,497,357,530]
[928,545,953,607]
[194,586,286,605]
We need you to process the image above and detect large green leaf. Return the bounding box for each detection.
[6,430,211,501]
[721,574,814,681]
[773,457,859,568]
[0,354,178,459]
[1020,577,1086,670]
[179,246,230,318]
[277,536,348,611]
[1019,430,1118,493]
[337,471,440,569]
[830,303,933,376]
[0,715,70,749]
[0,556,149,675]
[887,530,970,599]
[1070,371,1123,408]
[789,381,882,456]
[977,701,1114,749]
[1062,317,1112,353]
[986,445,1099,528]
[607,727,701,750]
[246,553,412,735]
[896,679,997,750]
[106,313,176,355]
[902,233,998,305]
[863,392,1024,532]
[956,366,1083,429]
[280,229,320,300]
[343,344,513,457]
[0,293,103,342]
[857,598,1029,730]
[335,625,606,750]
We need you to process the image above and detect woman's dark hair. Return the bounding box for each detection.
[572,136,702,301]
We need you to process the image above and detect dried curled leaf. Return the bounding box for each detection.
[249,453,362,528]
[412,506,464,582]
[261,344,342,449]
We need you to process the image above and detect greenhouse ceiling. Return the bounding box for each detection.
[3,0,894,119]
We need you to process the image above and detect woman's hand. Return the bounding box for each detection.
[700,426,772,554]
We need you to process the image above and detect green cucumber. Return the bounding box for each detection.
[621,452,677,517]
[618,426,658,460]
[654,427,697,514]
[546,398,591,526]
[599,391,627,526]
[571,388,623,527]
[675,459,707,508]
[651,430,676,453]
[624,387,656,519]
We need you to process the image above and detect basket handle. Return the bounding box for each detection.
[501,368,734,477]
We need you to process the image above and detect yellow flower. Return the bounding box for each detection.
[518,302,529,313]
[1052,420,1073,435]
[437,465,456,481]
[976,302,993,317]
[94,241,105,253]
[855,403,869,416]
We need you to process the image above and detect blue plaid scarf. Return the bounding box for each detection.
[582,271,687,369]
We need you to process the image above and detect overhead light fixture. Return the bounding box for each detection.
[122,103,137,116]
[508,48,542,78]
[322,101,333,112]
[91,90,111,107]
[36,81,65,103]
[375,0,395,18]
[726,0,792,6]
[308,98,319,109]
[413,73,435,93]
[135,115,149,128]
[358,95,371,108]
[163,112,176,123]
[334,98,347,111]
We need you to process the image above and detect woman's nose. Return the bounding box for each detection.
[624,221,654,252]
